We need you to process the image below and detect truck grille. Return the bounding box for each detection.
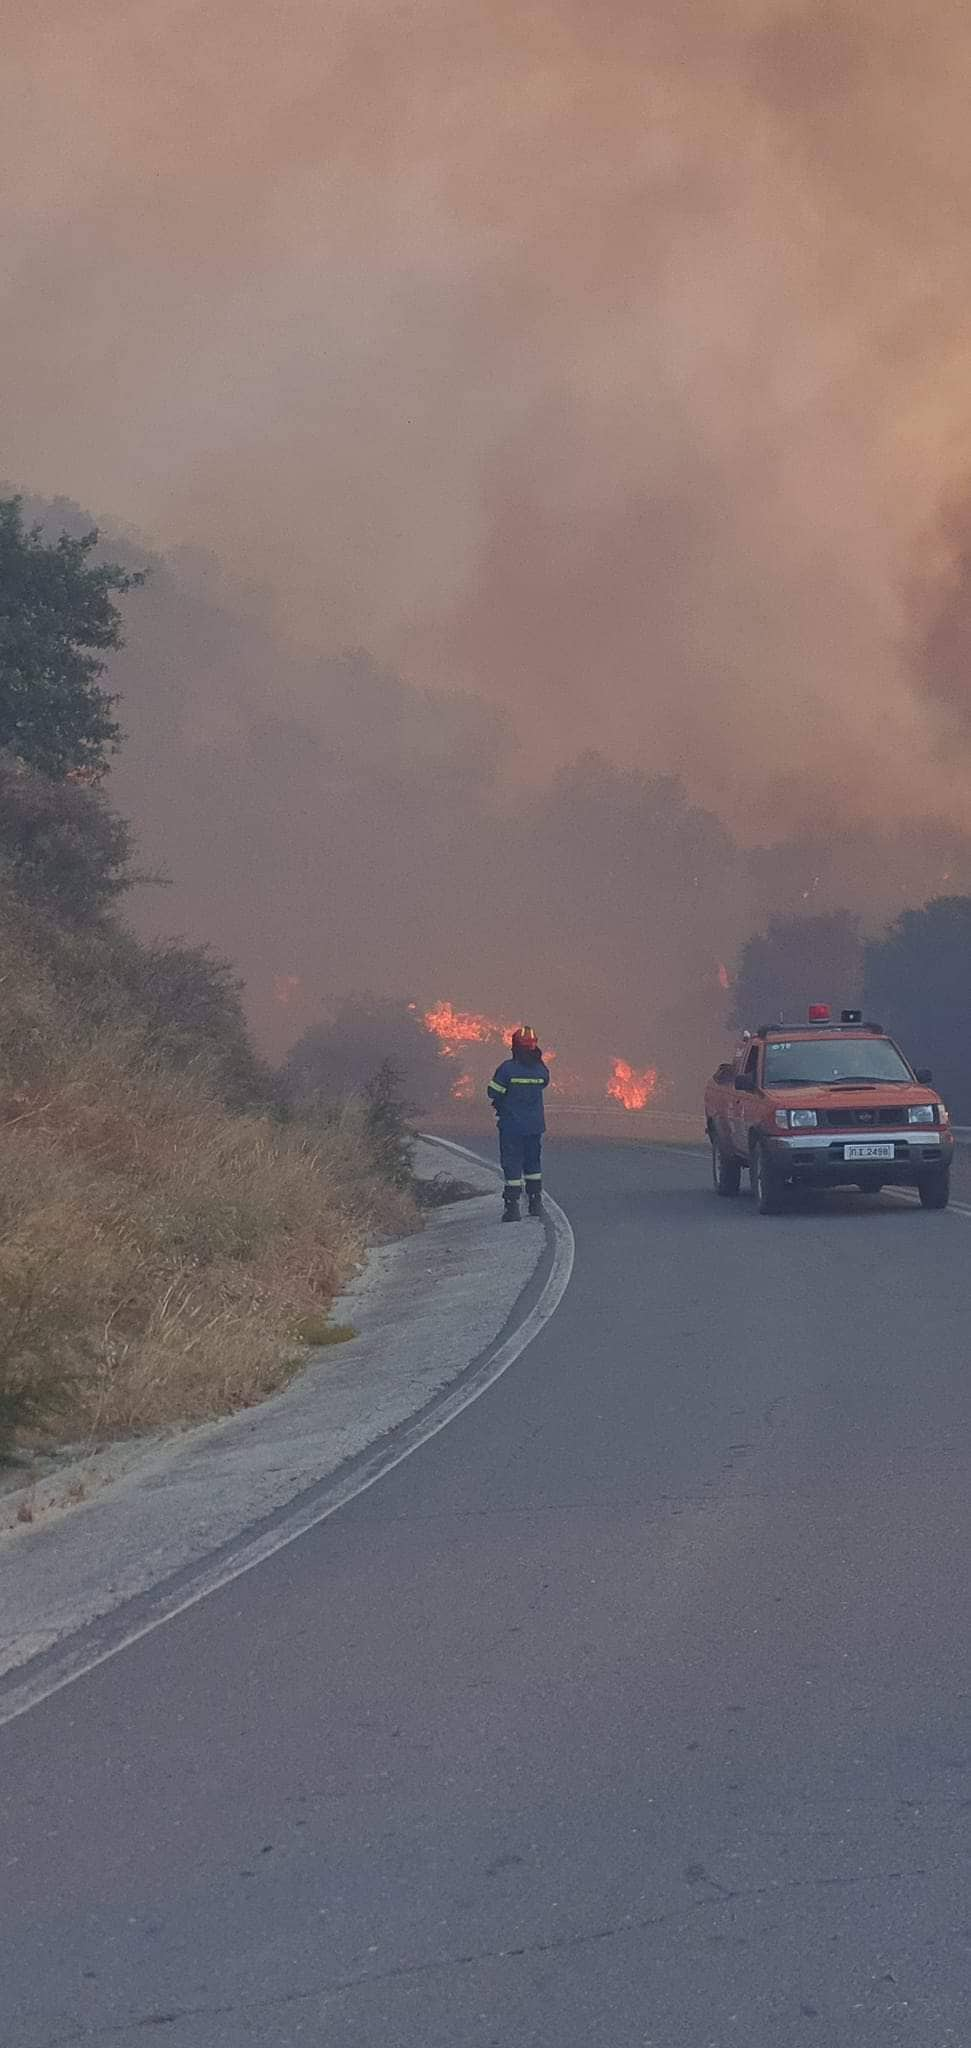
[819,1106,915,1130]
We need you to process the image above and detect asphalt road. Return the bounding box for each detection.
[3,1140,971,2047]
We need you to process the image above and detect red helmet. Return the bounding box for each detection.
[511,1024,540,1058]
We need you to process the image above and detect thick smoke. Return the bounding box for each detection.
[17,499,971,1106]
[6,5,971,1092]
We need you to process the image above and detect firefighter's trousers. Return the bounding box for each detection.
[498,1127,542,1195]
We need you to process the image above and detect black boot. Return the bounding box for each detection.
[527,1186,544,1218]
[502,1189,521,1223]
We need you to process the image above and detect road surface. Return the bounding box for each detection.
[3,1140,971,2045]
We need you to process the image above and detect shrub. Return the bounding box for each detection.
[283,994,453,1114]
[364,1060,416,1190]
[0,1050,417,1457]
[0,894,419,1458]
[109,934,272,1108]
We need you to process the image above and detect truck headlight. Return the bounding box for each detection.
[908,1104,935,1125]
[789,1109,818,1129]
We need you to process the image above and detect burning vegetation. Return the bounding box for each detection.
[422,1000,514,1054]
[423,997,660,1110]
[607,1060,660,1112]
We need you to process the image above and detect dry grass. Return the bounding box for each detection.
[0,906,417,1455]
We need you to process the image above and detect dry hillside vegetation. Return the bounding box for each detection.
[0,893,417,1456]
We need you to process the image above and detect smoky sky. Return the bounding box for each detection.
[6,4,971,1081]
[5,1,971,821]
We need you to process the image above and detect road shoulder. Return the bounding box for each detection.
[0,1139,564,1707]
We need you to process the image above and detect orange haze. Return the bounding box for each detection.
[5,2,971,834]
[7,7,971,1097]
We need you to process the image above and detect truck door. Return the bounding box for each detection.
[730,1042,761,1159]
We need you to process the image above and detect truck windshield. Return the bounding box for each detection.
[763,1037,913,1087]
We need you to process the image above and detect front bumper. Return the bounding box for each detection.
[762,1129,954,1184]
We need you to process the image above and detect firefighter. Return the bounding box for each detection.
[487,1025,550,1221]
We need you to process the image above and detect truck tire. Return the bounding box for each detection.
[917,1167,950,1210]
[752,1141,785,1216]
[711,1140,741,1197]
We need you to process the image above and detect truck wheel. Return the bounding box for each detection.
[918,1167,950,1210]
[711,1140,741,1197]
[752,1142,785,1216]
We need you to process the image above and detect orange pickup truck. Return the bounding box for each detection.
[705,1006,953,1214]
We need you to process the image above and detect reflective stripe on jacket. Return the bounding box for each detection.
[487,1056,550,1134]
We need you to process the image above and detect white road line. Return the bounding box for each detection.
[0,1143,575,1730]
[885,1189,971,1218]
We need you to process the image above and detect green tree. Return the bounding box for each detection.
[0,752,132,923]
[865,897,971,1118]
[0,496,143,781]
[731,911,863,1031]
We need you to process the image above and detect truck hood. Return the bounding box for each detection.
[764,1083,940,1114]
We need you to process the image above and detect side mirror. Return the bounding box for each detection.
[735,1072,756,1094]
[714,1064,734,1085]
[916,1067,933,1085]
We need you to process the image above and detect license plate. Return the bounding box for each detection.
[843,1141,895,1161]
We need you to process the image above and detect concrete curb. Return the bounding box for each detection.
[0,1137,574,1728]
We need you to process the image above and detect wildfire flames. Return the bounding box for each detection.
[423,1000,513,1054]
[607,1059,659,1111]
[424,998,658,1111]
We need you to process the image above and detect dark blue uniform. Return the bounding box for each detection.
[487,1054,550,1198]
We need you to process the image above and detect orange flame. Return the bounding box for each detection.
[607,1059,658,1110]
[717,962,731,991]
[451,1071,476,1101]
[424,999,514,1055]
